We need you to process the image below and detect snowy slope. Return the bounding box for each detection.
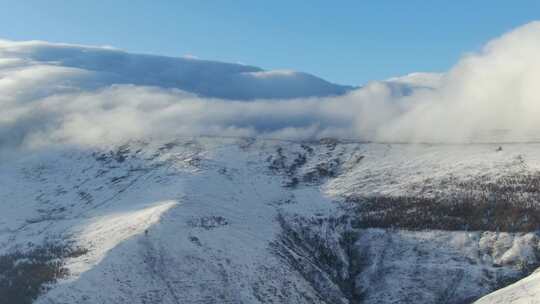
[1,137,540,303]
[0,40,352,100]
[475,269,540,303]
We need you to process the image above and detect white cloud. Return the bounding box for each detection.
[2,21,540,155]
[377,21,540,142]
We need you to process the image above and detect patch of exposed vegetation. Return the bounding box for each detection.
[268,147,308,176]
[0,244,88,304]
[92,144,133,164]
[302,160,342,183]
[272,214,363,304]
[267,142,355,187]
[188,215,229,230]
[347,172,540,232]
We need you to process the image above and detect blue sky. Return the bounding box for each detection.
[0,1,539,85]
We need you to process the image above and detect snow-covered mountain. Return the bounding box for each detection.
[5,22,540,303]
[0,40,353,100]
[2,137,540,304]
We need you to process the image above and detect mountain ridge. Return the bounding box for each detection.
[2,137,539,303]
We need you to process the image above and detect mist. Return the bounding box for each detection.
[2,21,540,153]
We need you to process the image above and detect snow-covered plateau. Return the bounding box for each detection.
[2,137,540,304]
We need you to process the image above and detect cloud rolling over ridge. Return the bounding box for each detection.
[2,21,540,153]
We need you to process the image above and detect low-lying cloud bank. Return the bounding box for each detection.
[2,21,540,153]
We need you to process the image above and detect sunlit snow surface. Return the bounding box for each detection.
[1,138,540,303]
[476,269,540,303]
